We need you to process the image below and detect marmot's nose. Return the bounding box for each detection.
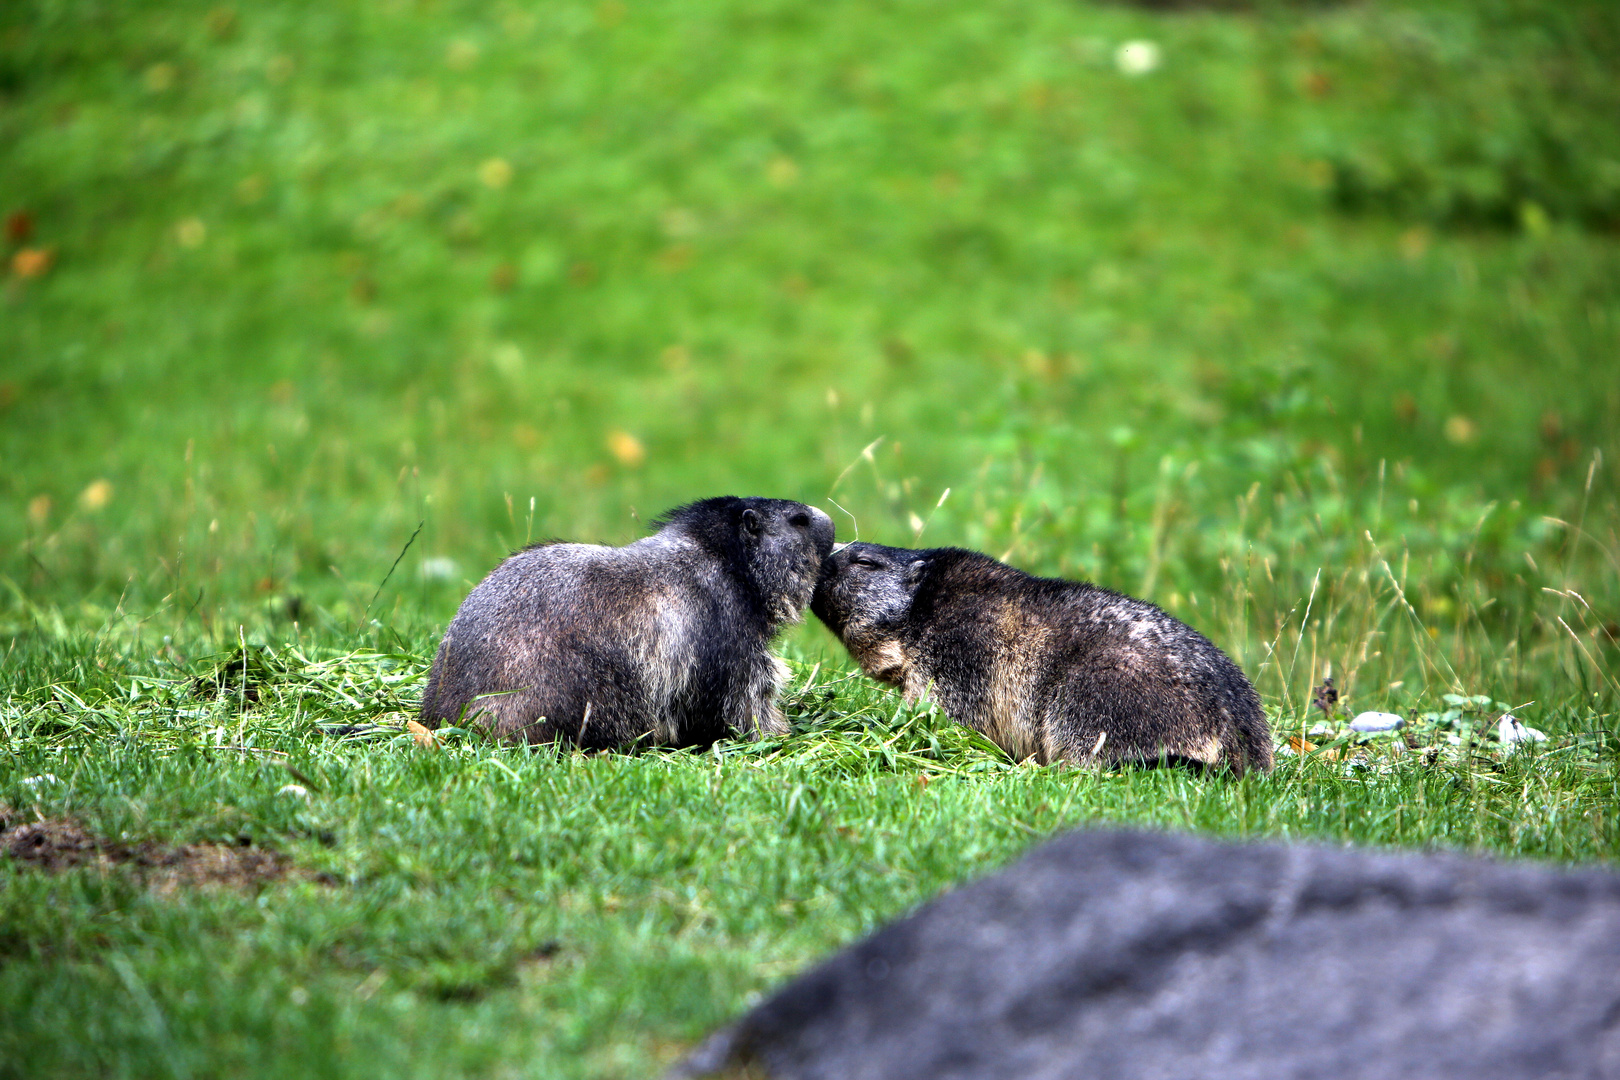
[809,506,836,554]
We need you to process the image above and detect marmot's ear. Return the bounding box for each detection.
[905,558,929,586]
[741,508,762,537]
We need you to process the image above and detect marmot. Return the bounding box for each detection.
[811,543,1272,773]
[420,497,835,748]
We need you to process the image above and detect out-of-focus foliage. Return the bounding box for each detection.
[1311,4,1620,231]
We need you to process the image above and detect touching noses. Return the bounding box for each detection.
[793,506,837,553]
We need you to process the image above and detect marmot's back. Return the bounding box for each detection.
[813,543,1273,773]
[1032,581,1272,772]
[424,541,711,743]
[421,497,835,748]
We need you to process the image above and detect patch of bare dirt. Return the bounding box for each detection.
[2,817,325,893]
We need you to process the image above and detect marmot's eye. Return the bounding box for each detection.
[850,557,883,569]
[788,512,812,528]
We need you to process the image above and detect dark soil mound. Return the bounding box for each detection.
[3,817,312,892]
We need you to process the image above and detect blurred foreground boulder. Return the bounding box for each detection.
[672,829,1620,1080]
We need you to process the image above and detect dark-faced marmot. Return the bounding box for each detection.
[420,496,835,748]
[811,543,1272,773]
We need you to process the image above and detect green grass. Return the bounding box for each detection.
[4,650,1616,1078]
[2,0,1618,1076]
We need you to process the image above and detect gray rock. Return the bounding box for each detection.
[1497,714,1549,745]
[1349,710,1406,733]
[672,829,1620,1080]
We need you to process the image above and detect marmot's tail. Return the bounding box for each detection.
[1223,690,1275,776]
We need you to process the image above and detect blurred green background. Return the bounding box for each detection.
[3,0,1618,702]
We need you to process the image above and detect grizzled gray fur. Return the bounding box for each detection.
[672,828,1620,1080]
[420,497,834,748]
[812,543,1271,773]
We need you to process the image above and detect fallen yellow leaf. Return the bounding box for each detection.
[766,155,799,186]
[446,39,479,69]
[79,479,112,511]
[12,247,54,278]
[479,157,513,189]
[1290,735,1342,761]
[606,429,645,468]
[1444,415,1477,445]
[176,217,207,248]
[406,719,438,748]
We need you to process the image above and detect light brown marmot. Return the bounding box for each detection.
[811,542,1272,773]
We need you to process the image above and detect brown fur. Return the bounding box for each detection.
[812,543,1273,773]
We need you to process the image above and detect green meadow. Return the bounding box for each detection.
[2,0,1618,1076]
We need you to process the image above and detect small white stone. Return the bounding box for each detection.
[419,556,459,581]
[1349,711,1405,733]
[1115,40,1161,76]
[276,783,309,799]
[1496,715,1547,745]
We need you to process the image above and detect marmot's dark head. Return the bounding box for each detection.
[656,497,835,625]
[811,542,940,646]
[814,544,1015,683]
